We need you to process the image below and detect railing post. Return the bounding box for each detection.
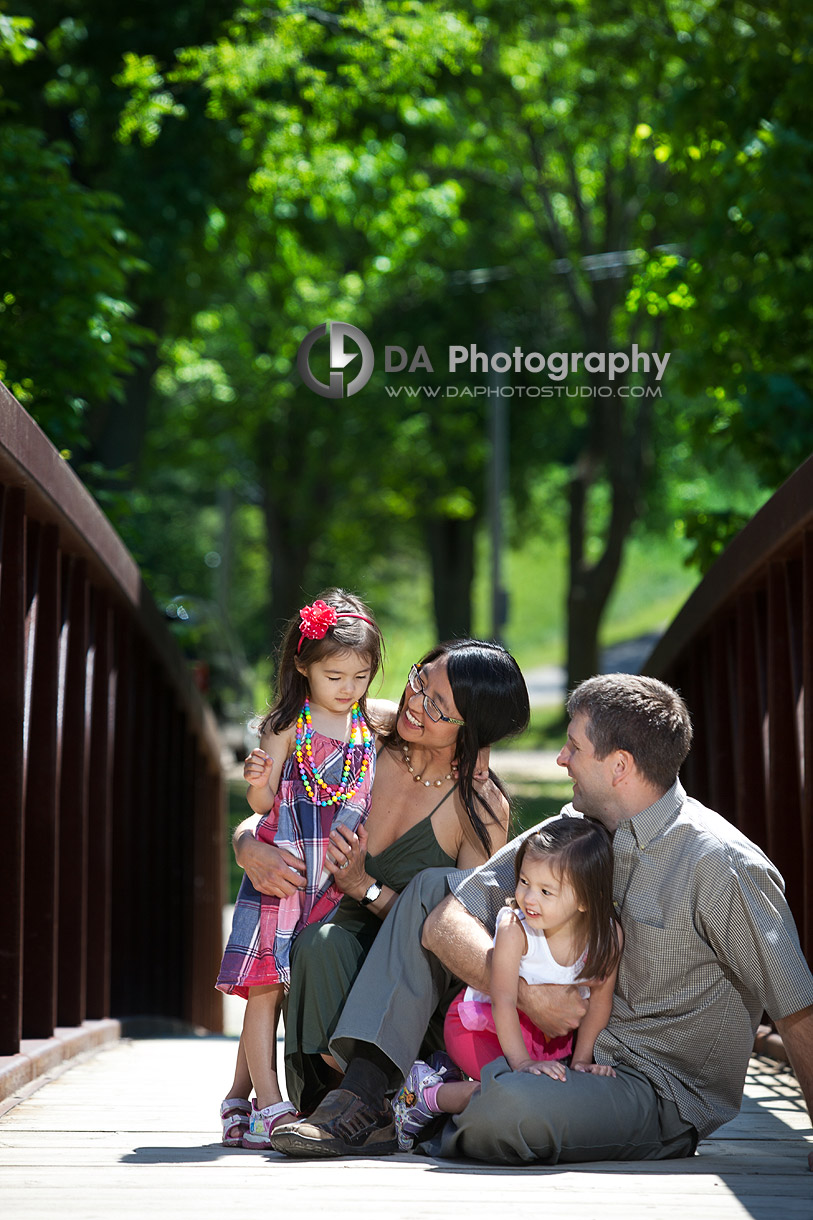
[734,590,767,846]
[56,556,90,1029]
[109,615,137,1018]
[765,560,803,913]
[0,487,26,1054]
[802,531,813,956]
[86,590,115,1019]
[21,521,61,1038]
[707,620,736,819]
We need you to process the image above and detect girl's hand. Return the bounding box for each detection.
[325,822,370,899]
[572,1061,616,1077]
[244,748,274,789]
[512,1057,568,1081]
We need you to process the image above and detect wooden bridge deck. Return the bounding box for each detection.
[0,1035,810,1219]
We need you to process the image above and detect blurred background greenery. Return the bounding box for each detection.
[2,0,811,757]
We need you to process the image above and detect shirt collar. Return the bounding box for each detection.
[619,778,685,849]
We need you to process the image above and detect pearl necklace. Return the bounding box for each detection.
[402,743,453,788]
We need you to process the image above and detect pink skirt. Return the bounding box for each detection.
[443,988,574,1081]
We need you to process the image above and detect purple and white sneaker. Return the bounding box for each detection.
[392,1060,443,1152]
[427,1050,465,1083]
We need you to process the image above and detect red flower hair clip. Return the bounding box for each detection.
[296,598,375,653]
[299,599,338,640]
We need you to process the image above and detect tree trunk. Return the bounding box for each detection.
[82,307,162,480]
[425,516,476,641]
[262,491,311,647]
[566,475,630,689]
[565,384,655,690]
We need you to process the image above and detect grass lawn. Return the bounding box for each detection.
[356,522,699,706]
[509,779,575,835]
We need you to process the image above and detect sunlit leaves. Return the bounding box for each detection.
[0,13,39,67]
[115,53,187,145]
[0,122,148,444]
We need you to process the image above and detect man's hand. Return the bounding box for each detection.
[452,746,491,785]
[517,980,591,1040]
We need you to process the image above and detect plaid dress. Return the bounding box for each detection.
[216,729,375,995]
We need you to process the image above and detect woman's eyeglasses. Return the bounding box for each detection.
[407,664,466,725]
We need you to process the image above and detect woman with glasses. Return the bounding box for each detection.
[232,639,530,1117]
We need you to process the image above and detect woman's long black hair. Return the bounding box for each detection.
[381,639,530,856]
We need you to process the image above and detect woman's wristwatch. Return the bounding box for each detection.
[360,880,383,907]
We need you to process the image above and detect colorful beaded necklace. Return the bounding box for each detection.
[295,698,374,807]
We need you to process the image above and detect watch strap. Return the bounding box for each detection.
[360,880,383,907]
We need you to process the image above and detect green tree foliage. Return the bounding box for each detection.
[630,1,813,558]
[139,1,504,635]
[0,16,145,447]
[3,0,810,695]
[175,0,691,679]
[2,0,244,467]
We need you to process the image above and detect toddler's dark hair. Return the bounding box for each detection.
[514,818,621,981]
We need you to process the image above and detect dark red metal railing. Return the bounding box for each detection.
[644,454,813,963]
[0,383,224,1054]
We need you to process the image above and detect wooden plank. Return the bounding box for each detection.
[0,1039,809,1220]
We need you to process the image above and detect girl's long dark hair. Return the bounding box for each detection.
[514,819,621,981]
[381,639,530,857]
[258,588,384,735]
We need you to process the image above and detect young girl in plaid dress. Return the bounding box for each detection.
[217,589,384,1149]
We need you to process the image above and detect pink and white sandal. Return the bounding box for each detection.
[242,1099,299,1149]
[221,1097,252,1146]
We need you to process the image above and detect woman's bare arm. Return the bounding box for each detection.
[232,812,306,898]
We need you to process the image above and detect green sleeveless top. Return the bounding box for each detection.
[330,790,457,937]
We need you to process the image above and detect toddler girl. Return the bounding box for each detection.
[217,589,383,1148]
[394,817,622,1149]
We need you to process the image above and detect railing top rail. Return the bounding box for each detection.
[645,451,813,676]
[0,383,142,602]
[0,383,221,766]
